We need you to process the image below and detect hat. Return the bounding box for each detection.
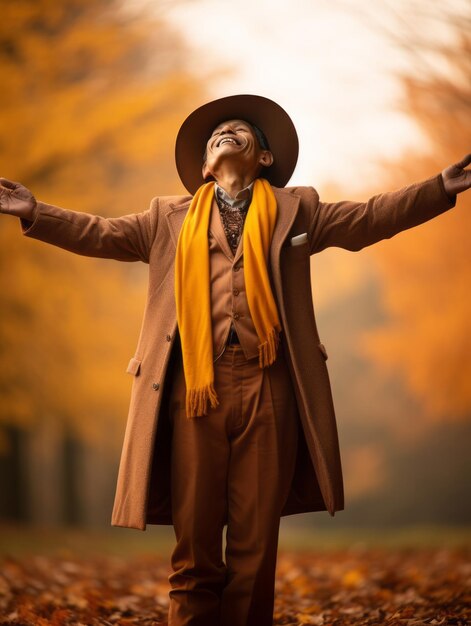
[175,94,299,194]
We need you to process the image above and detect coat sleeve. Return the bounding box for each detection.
[19,196,160,264]
[308,173,456,254]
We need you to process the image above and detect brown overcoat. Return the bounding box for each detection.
[20,173,455,530]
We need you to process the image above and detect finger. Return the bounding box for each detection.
[455,153,471,169]
[0,177,18,190]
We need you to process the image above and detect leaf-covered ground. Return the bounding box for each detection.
[0,547,469,625]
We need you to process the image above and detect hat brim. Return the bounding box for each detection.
[175,94,299,194]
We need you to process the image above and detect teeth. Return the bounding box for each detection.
[219,138,237,146]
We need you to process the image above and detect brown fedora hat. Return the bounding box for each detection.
[175,94,299,194]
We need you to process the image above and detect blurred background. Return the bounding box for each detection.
[0,0,470,555]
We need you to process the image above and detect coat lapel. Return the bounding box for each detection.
[269,188,301,272]
[165,186,301,269]
[165,199,191,250]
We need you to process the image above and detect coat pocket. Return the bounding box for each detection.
[283,239,309,262]
[318,342,328,360]
[126,356,142,376]
[290,232,308,246]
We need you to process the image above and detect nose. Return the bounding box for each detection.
[218,123,236,135]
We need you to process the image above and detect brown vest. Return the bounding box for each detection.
[208,197,260,362]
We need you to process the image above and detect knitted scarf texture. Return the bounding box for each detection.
[175,177,281,418]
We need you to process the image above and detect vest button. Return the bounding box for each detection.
[232,288,239,296]
[166,334,171,341]
[152,382,160,391]
[233,265,241,272]
[233,312,240,320]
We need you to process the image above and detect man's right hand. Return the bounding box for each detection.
[0,178,37,220]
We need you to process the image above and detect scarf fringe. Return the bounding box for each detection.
[186,382,220,419]
[258,326,280,368]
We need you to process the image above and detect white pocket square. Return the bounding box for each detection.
[290,232,308,246]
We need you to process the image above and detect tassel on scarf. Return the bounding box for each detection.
[186,382,220,419]
[258,326,280,369]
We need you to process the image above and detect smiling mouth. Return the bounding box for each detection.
[217,137,240,147]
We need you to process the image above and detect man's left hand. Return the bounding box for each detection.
[441,153,471,199]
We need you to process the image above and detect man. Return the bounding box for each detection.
[0,94,469,626]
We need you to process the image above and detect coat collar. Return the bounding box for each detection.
[165,186,301,267]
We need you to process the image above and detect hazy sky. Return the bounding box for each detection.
[160,0,458,193]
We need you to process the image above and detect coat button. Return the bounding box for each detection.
[166,334,171,341]
[233,312,240,320]
[232,288,239,296]
[152,382,160,390]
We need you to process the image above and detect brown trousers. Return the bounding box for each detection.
[167,339,299,626]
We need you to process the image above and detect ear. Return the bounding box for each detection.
[202,161,210,180]
[259,150,274,168]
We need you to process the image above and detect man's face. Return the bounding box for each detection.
[202,119,273,181]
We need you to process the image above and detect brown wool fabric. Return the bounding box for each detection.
[167,342,299,625]
[18,173,456,531]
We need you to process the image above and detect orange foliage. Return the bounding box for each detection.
[0,0,205,445]
[2,548,469,624]
[358,29,471,421]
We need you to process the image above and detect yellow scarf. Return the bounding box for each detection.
[175,177,282,418]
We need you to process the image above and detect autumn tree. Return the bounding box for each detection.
[0,0,205,522]
[356,3,471,421]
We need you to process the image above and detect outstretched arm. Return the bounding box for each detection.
[308,155,470,254]
[441,153,471,198]
[0,177,38,221]
[0,178,158,264]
